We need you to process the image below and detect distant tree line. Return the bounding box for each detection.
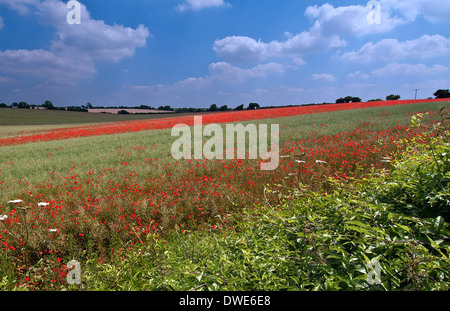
[1,89,448,112]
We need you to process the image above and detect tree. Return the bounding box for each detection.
[42,100,56,110]
[434,89,450,99]
[386,94,401,100]
[351,97,362,103]
[344,96,354,103]
[118,110,130,114]
[235,104,244,111]
[158,105,173,111]
[248,103,260,110]
[0,103,7,108]
[85,102,94,109]
[209,104,218,112]
[219,105,228,111]
[18,101,30,109]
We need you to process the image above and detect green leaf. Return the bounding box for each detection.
[426,236,448,259]
[433,216,445,233]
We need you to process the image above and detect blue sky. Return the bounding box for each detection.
[0,0,449,108]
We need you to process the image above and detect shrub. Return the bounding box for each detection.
[434,89,450,99]
[386,94,401,100]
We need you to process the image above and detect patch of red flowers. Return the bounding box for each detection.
[1,99,447,147]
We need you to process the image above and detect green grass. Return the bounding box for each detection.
[0,108,182,126]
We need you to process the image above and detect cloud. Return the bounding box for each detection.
[347,71,369,80]
[36,0,149,63]
[209,62,285,82]
[382,0,450,23]
[213,32,345,64]
[0,49,97,82]
[341,35,450,63]
[212,1,450,65]
[305,3,404,37]
[0,0,40,15]
[345,83,376,88]
[177,0,230,12]
[213,2,407,64]
[124,61,286,96]
[0,0,150,85]
[292,58,306,66]
[372,63,449,76]
[312,73,336,82]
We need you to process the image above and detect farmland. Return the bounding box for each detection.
[0,99,449,291]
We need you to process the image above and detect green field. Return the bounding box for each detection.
[0,101,449,291]
[0,108,194,137]
[0,108,180,126]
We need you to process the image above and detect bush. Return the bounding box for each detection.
[386,94,401,100]
[248,103,260,110]
[118,110,131,115]
[374,108,450,219]
[434,89,450,99]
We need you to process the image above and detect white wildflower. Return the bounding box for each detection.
[38,202,50,207]
[8,199,23,204]
[0,215,8,221]
[49,229,58,232]
[316,160,327,164]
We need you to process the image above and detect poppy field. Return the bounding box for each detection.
[0,99,449,290]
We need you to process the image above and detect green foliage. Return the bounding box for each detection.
[386,94,401,100]
[209,104,218,112]
[18,102,30,109]
[374,109,450,219]
[235,104,244,111]
[434,89,450,99]
[248,103,260,110]
[42,100,56,110]
[336,96,361,104]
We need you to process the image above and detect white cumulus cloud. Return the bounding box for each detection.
[212,2,407,64]
[0,0,150,86]
[341,35,450,63]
